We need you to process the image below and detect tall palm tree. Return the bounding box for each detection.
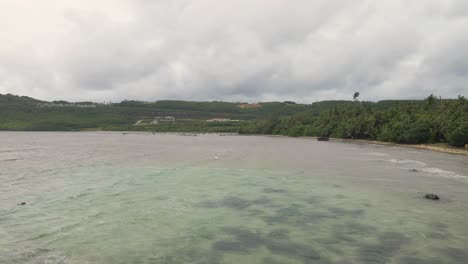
[353,92,360,101]
[425,94,437,110]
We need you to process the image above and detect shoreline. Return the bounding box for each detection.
[244,134,468,156]
[332,138,468,157]
[1,130,467,157]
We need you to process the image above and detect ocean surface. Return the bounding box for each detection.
[1,132,468,264]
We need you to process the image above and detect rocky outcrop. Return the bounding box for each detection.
[424,194,440,200]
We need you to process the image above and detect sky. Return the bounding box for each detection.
[0,0,467,103]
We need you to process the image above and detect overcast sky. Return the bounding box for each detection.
[0,1,467,103]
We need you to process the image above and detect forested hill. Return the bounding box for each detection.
[0,93,310,130]
[0,93,467,147]
[0,93,45,106]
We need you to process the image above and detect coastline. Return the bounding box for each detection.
[1,130,467,157]
[119,132,468,157]
[333,138,468,157]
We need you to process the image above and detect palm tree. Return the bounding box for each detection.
[425,94,437,110]
[353,92,360,101]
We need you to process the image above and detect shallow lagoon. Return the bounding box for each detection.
[1,132,468,263]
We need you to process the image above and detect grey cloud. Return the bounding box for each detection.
[0,0,467,102]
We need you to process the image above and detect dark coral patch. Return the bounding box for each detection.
[212,241,248,253]
[265,240,321,261]
[222,227,264,249]
[438,247,468,263]
[221,196,252,209]
[263,188,288,194]
[267,229,290,240]
[357,232,409,263]
[328,207,364,217]
[197,200,219,208]
[251,196,271,205]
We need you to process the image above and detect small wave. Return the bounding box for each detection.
[58,222,82,233]
[105,191,125,197]
[388,159,426,166]
[365,152,388,157]
[421,168,468,179]
[0,158,19,162]
[368,178,403,182]
[19,222,83,243]
[41,254,69,264]
[12,175,26,181]
[0,148,38,154]
[68,192,89,199]
[4,249,69,264]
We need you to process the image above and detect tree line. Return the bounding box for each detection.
[239,95,468,147]
[1,93,467,147]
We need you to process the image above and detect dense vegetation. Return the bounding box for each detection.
[1,93,467,147]
[245,95,468,147]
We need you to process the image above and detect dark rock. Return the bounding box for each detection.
[18,202,26,206]
[410,169,418,172]
[424,194,440,200]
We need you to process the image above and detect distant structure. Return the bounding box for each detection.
[206,118,239,122]
[167,116,175,121]
[156,116,175,122]
[238,103,262,109]
[133,116,175,126]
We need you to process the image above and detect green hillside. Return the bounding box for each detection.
[0,94,309,131]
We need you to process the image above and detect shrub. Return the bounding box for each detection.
[446,123,468,147]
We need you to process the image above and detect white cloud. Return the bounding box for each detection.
[0,0,467,102]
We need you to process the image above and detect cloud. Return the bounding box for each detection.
[0,0,467,102]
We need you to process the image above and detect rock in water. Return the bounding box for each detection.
[17,202,26,205]
[424,194,440,200]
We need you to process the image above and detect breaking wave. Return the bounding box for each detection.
[388,159,426,166]
[421,168,468,179]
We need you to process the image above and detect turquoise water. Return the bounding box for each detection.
[1,132,468,263]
